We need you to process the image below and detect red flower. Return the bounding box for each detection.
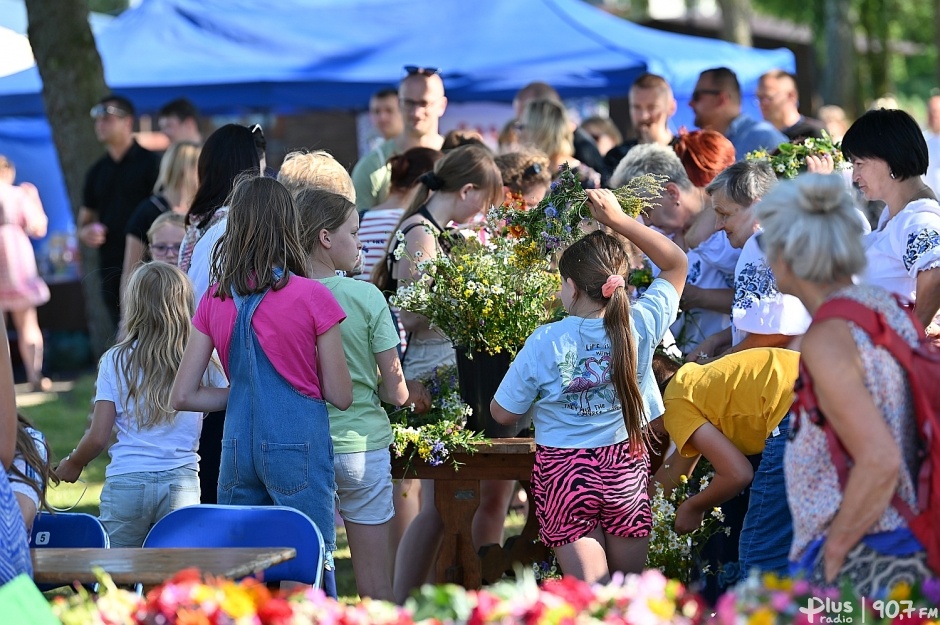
[257,597,294,624]
[542,576,595,611]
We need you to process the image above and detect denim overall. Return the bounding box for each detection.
[218,279,337,583]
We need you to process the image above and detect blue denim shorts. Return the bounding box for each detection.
[99,466,200,548]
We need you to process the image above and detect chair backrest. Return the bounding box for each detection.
[142,504,325,587]
[30,512,110,549]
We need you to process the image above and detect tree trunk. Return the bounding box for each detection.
[716,0,753,47]
[821,0,857,115]
[24,0,114,356]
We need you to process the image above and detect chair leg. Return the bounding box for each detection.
[322,567,337,599]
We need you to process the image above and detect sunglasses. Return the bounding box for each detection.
[404,65,441,77]
[690,89,722,102]
[90,104,129,119]
[250,123,267,151]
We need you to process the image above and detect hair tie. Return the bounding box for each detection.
[601,274,625,299]
[419,171,445,191]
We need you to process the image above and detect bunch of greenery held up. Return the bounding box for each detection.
[746,131,848,179]
[491,162,665,261]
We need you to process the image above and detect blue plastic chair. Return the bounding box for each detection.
[142,504,325,587]
[30,512,110,590]
[29,512,110,549]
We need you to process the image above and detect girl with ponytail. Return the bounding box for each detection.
[491,189,687,583]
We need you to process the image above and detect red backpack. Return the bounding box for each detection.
[792,296,940,575]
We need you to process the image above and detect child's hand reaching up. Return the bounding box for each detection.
[585,189,625,228]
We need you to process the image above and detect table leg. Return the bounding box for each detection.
[434,478,482,588]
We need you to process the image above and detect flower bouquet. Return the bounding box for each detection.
[389,364,486,474]
[390,228,560,358]
[491,162,665,260]
[647,473,729,586]
[745,131,848,179]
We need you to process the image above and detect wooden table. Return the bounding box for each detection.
[31,547,296,586]
[392,438,550,589]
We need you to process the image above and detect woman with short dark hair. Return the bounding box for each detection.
[842,108,940,335]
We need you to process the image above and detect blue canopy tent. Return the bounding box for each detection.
[0,0,793,116]
[0,0,794,234]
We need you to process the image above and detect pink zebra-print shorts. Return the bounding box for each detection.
[532,440,651,547]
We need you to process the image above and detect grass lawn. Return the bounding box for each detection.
[18,372,525,602]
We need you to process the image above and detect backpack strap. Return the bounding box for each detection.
[810,297,921,522]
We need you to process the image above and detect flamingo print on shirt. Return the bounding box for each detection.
[559,346,617,416]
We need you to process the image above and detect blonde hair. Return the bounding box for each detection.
[753,173,866,282]
[154,141,200,198]
[277,150,356,201]
[146,211,186,241]
[110,262,195,429]
[211,175,308,298]
[522,99,573,161]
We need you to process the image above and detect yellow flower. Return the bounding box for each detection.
[219,582,256,618]
[762,572,792,592]
[888,580,911,601]
[647,597,676,619]
[749,607,775,625]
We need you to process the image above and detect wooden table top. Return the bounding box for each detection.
[31,547,297,586]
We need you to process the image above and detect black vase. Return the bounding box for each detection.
[454,347,531,438]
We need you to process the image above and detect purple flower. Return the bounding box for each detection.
[924,577,940,604]
[544,204,557,219]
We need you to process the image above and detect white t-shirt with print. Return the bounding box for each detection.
[731,234,811,346]
[494,278,679,449]
[863,198,940,304]
[96,348,227,477]
[671,230,739,354]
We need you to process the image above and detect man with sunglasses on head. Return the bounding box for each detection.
[79,95,160,327]
[690,67,786,160]
[352,66,447,210]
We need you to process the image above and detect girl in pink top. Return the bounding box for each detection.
[172,176,352,595]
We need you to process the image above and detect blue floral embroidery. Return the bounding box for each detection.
[688,259,701,284]
[733,261,779,311]
[903,229,940,271]
[722,271,735,288]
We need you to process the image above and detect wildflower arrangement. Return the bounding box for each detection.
[405,567,706,625]
[647,473,730,585]
[712,571,940,625]
[390,228,560,357]
[492,162,665,260]
[745,131,848,179]
[51,567,706,625]
[51,568,412,625]
[389,364,486,473]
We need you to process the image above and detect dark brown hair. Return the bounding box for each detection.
[388,147,443,193]
[495,148,552,195]
[558,231,645,452]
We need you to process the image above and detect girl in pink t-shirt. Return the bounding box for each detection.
[172,176,352,594]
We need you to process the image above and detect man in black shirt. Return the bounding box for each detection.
[78,95,160,326]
